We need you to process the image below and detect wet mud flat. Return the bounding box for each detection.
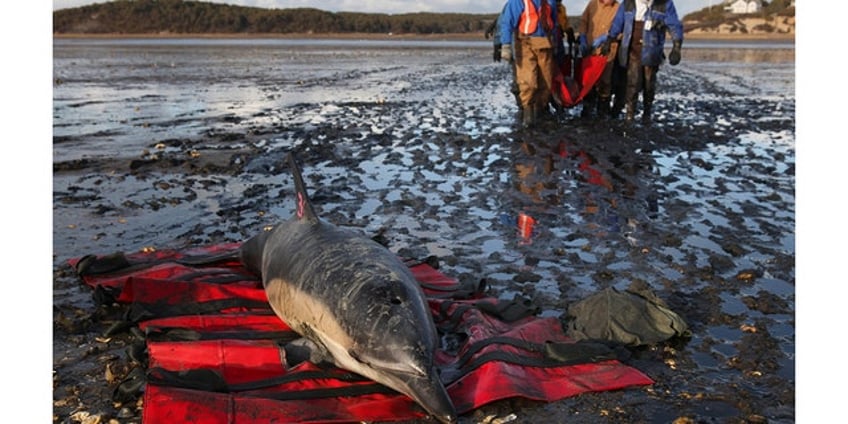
[53,39,795,423]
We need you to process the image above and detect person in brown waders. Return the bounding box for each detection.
[578,0,624,119]
[601,0,683,124]
[498,0,560,129]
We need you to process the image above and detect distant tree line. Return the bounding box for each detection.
[53,0,498,34]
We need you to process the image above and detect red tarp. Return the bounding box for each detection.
[70,243,652,423]
[555,55,609,108]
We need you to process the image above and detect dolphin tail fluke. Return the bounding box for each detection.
[286,153,319,222]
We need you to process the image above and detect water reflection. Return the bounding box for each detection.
[513,141,560,205]
[509,131,660,244]
[679,46,794,64]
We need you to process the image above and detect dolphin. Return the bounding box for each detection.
[239,153,457,424]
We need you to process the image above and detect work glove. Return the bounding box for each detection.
[501,44,513,62]
[484,22,496,40]
[668,40,682,65]
[578,34,589,57]
[600,38,611,56]
[565,27,576,46]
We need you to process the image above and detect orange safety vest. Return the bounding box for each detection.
[519,0,554,35]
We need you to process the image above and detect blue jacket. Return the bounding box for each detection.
[607,0,683,67]
[499,0,558,45]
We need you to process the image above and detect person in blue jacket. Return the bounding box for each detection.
[600,0,683,123]
[498,0,559,128]
[487,4,521,107]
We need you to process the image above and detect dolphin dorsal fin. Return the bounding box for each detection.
[287,153,319,222]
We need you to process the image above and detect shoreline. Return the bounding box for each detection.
[683,32,794,41]
[52,32,492,42]
[53,31,794,43]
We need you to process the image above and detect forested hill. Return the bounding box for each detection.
[53,0,796,38]
[53,0,498,35]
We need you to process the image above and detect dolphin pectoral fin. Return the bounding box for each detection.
[283,338,335,369]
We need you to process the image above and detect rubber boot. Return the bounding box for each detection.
[610,96,624,119]
[625,101,635,123]
[538,101,557,123]
[597,96,611,118]
[581,93,595,119]
[641,101,652,125]
[522,105,536,128]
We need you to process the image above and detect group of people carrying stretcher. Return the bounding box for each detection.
[487,0,684,128]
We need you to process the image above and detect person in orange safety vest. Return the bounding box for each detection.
[498,0,559,129]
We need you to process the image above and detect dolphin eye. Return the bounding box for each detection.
[373,282,403,305]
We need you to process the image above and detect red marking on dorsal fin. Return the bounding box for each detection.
[287,153,318,222]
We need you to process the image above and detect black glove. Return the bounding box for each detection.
[565,27,576,46]
[600,39,611,56]
[669,40,682,65]
[485,22,496,40]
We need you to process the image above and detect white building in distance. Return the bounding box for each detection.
[725,0,763,14]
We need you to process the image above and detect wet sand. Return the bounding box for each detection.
[53,38,795,423]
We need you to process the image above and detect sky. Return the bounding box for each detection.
[52,0,714,17]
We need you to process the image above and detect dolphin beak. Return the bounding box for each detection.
[401,370,457,424]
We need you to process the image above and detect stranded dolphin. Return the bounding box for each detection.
[239,153,457,424]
